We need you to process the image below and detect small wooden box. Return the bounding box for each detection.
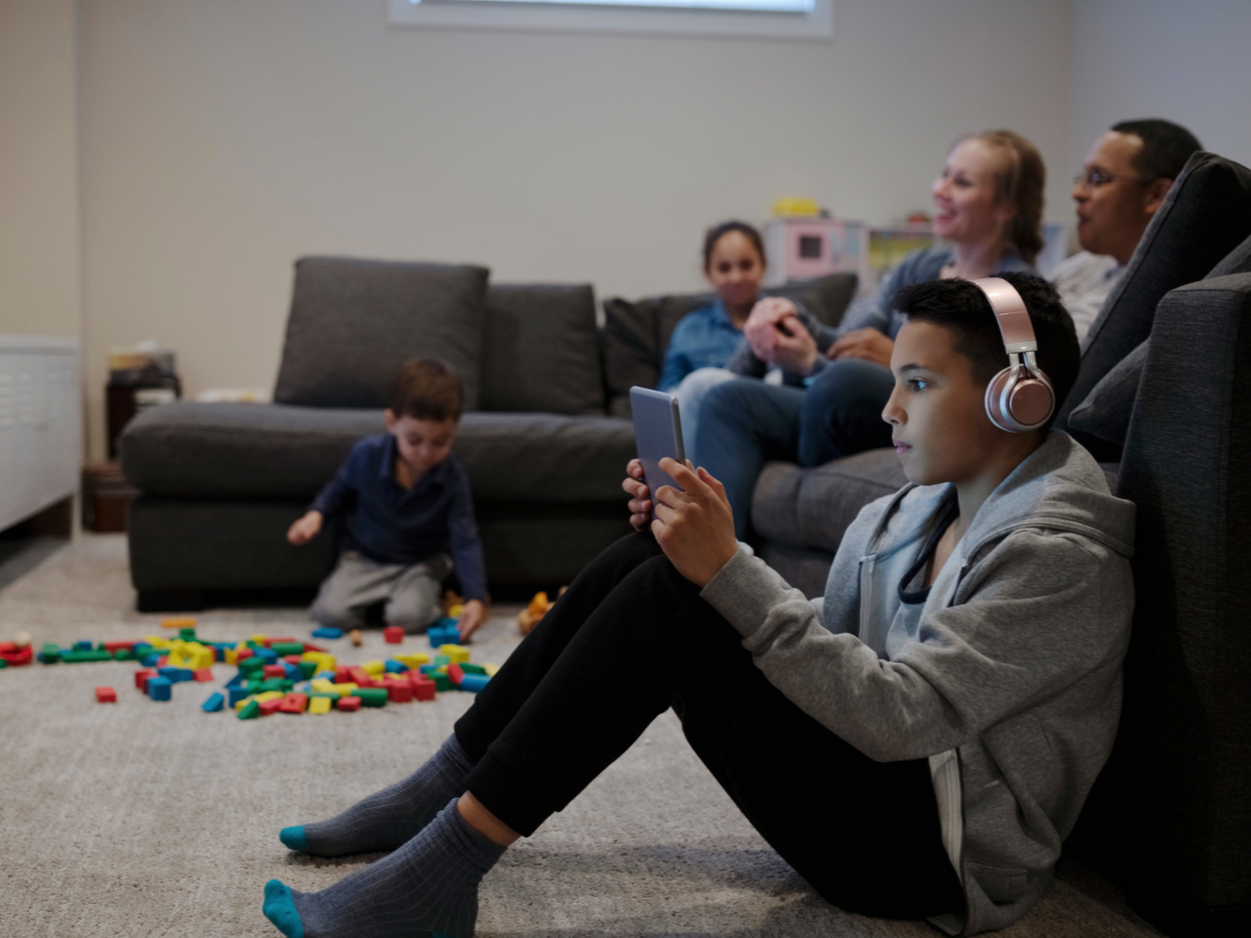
[81,462,140,532]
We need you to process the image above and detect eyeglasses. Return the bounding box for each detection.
[1074,169,1153,188]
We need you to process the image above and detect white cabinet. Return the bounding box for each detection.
[0,336,81,532]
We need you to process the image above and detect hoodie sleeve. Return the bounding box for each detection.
[701,526,1133,762]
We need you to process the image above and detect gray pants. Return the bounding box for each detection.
[310,550,452,634]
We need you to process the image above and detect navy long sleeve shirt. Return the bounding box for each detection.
[309,434,487,602]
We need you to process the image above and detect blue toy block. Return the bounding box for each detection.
[201,692,225,713]
[254,647,278,663]
[227,686,250,707]
[427,624,459,648]
[310,627,344,640]
[147,677,173,701]
[384,660,409,674]
[283,662,302,680]
[133,642,154,657]
[313,670,336,681]
[225,672,246,689]
[419,664,439,676]
[458,674,489,693]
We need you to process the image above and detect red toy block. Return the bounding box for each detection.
[156,655,169,667]
[349,666,373,687]
[283,654,304,666]
[383,626,404,644]
[447,662,465,687]
[303,642,327,653]
[334,665,354,683]
[337,695,362,712]
[134,668,157,692]
[258,697,284,716]
[411,678,436,702]
[1,644,34,666]
[235,647,254,662]
[193,668,215,682]
[95,686,117,703]
[385,680,414,703]
[278,692,309,714]
[103,640,137,653]
[262,664,287,678]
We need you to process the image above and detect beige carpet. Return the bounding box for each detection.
[0,533,1163,937]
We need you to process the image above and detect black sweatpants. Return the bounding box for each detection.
[455,533,965,920]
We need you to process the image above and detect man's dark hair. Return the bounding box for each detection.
[1111,119,1203,182]
[892,273,1080,429]
[388,358,464,422]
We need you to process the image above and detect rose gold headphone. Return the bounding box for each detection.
[972,277,1055,433]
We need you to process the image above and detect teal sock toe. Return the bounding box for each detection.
[279,826,309,851]
[263,880,305,938]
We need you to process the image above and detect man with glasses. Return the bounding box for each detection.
[1052,119,1202,339]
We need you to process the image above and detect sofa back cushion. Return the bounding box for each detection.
[601,271,858,415]
[273,256,490,410]
[1056,153,1251,439]
[479,283,605,414]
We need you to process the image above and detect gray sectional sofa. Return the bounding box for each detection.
[120,258,855,610]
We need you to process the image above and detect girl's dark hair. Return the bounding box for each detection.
[893,273,1080,429]
[389,358,464,422]
[702,220,766,272]
[955,130,1046,265]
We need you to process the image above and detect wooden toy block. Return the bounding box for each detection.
[310,627,344,640]
[298,661,318,680]
[439,644,470,663]
[447,662,465,687]
[178,627,197,642]
[0,644,34,666]
[334,665,354,683]
[385,681,414,703]
[433,655,450,668]
[427,624,459,648]
[262,664,287,678]
[225,648,239,665]
[431,673,451,692]
[201,692,225,712]
[39,643,61,664]
[254,647,279,663]
[349,629,363,647]
[271,642,304,657]
[331,682,359,695]
[143,635,171,649]
[249,633,269,643]
[459,674,490,693]
[193,668,214,683]
[395,653,431,668]
[95,686,117,703]
[384,660,408,674]
[147,677,173,701]
[227,686,250,707]
[447,603,465,618]
[412,679,436,702]
[361,659,386,676]
[349,666,374,686]
[460,662,487,675]
[281,654,302,665]
[258,697,284,716]
[310,679,337,694]
[309,695,333,715]
[161,617,196,630]
[239,657,264,675]
[337,696,362,712]
[355,687,388,708]
[103,640,137,653]
[113,648,136,661]
[278,693,309,714]
[383,625,404,644]
[134,668,157,691]
[303,642,328,653]
[238,699,260,720]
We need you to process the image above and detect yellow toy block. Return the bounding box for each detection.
[225,648,239,665]
[448,603,465,618]
[143,635,172,650]
[309,696,332,715]
[439,644,470,663]
[161,616,196,630]
[331,682,359,695]
[484,663,500,677]
[168,641,214,670]
[255,691,285,703]
[310,679,336,693]
[302,652,336,672]
[395,653,430,669]
[250,633,269,644]
[361,660,386,676]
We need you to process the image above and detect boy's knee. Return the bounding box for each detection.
[310,590,364,629]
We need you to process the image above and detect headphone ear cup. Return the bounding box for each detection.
[985,368,1056,432]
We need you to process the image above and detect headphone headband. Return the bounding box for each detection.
[972,277,1037,353]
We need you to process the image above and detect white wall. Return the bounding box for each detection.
[77,0,1074,458]
[0,0,81,339]
[1071,0,1251,173]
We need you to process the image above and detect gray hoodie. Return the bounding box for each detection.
[701,432,1135,935]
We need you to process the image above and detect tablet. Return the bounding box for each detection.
[630,386,685,498]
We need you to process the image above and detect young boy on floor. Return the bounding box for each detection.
[287,358,487,640]
[263,274,1135,938]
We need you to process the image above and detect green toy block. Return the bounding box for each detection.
[355,687,388,708]
[308,691,340,701]
[431,673,452,692]
[246,678,264,694]
[237,699,261,720]
[298,660,318,680]
[270,642,304,657]
[63,649,112,663]
[113,648,135,661]
[433,654,450,667]
[460,663,487,675]
[178,627,197,642]
[40,643,62,664]
[0,658,7,669]
[239,657,265,675]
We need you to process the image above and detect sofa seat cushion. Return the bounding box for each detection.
[273,256,490,410]
[752,448,907,553]
[121,403,636,504]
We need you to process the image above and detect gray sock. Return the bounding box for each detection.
[270,798,506,938]
[282,736,474,858]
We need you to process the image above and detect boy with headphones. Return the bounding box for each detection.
[263,274,1135,938]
